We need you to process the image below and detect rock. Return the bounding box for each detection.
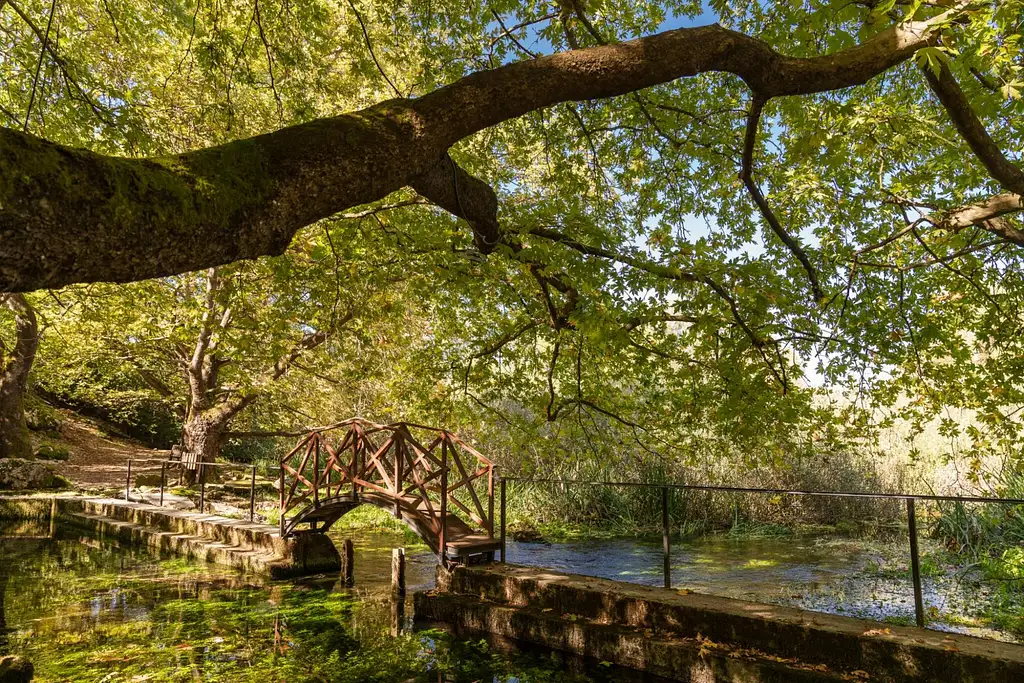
[0,458,70,491]
[511,527,549,544]
[24,398,62,434]
[131,491,195,510]
[134,473,165,487]
[33,442,70,461]
[0,655,33,683]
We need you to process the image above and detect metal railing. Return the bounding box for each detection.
[497,476,1024,628]
[124,458,260,521]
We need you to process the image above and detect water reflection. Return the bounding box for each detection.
[0,524,675,682]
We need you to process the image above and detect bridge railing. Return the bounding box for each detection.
[279,419,497,557]
[498,476,1024,629]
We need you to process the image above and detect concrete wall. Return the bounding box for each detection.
[416,563,1024,683]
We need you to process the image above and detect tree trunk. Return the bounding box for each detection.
[0,294,38,460]
[0,383,32,460]
[181,409,232,482]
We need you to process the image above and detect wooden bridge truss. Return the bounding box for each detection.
[279,418,500,562]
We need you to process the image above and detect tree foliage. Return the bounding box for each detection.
[1,1,1023,483]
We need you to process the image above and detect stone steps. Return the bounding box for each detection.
[62,509,285,576]
[53,497,339,578]
[71,498,283,554]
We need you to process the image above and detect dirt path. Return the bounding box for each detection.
[51,413,168,491]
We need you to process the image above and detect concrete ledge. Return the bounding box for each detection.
[0,495,57,522]
[417,563,1024,683]
[419,592,848,682]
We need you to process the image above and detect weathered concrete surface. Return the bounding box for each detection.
[0,495,55,521]
[415,563,1024,683]
[0,495,340,578]
[0,656,33,683]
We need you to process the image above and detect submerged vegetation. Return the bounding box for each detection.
[1,532,651,682]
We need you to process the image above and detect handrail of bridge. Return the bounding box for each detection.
[278,419,497,562]
[496,475,1024,630]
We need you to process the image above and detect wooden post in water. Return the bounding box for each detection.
[392,547,406,598]
[662,486,671,590]
[907,498,925,627]
[341,538,355,587]
[49,497,57,537]
[278,464,285,538]
[439,439,449,567]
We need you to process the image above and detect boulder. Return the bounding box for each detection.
[33,443,70,461]
[134,473,165,487]
[510,527,550,544]
[0,655,33,683]
[0,458,70,491]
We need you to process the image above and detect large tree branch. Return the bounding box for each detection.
[0,12,955,291]
[923,61,1024,197]
[936,192,1024,245]
[409,153,502,252]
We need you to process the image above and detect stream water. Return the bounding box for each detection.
[501,533,1014,641]
[0,520,1018,682]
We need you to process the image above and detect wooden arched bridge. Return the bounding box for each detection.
[278,419,501,563]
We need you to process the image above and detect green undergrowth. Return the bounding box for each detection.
[330,505,429,547]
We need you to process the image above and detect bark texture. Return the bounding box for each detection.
[0,14,957,292]
[0,295,38,460]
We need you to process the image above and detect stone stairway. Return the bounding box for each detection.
[59,498,339,578]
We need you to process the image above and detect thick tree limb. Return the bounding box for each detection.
[409,153,502,252]
[0,12,955,291]
[936,192,1024,245]
[923,61,1024,197]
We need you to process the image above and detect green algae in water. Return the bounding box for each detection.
[0,530,660,683]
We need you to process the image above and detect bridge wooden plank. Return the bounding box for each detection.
[283,439,316,514]
[400,438,441,533]
[450,442,489,529]
[362,435,396,491]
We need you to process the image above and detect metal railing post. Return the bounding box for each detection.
[662,485,671,590]
[500,476,507,563]
[159,462,166,507]
[125,460,132,501]
[907,498,925,627]
[249,465,257,522]
[199,462,206,514]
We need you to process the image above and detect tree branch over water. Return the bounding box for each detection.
[0,6,971,292]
